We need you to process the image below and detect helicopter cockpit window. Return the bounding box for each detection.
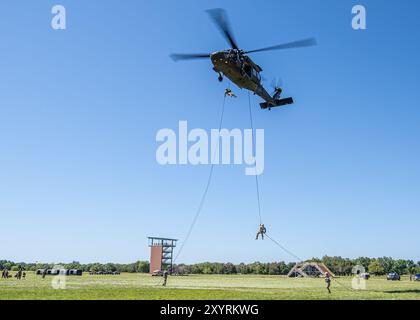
[251,68,260,80]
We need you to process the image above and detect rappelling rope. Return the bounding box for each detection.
[173,91,365,295]
[246,93,362,294]
[173,95,227,263]
[265,234,303,262]
[247,92,263,225]
[265,232,363,293]
[247,93,300,267]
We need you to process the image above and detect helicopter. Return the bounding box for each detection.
[170,9,317,110]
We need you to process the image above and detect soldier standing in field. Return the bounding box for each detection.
[325,272,332,294]
[162,270,169,287]
[18,268,24,280]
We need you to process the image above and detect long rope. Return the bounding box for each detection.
[265,232,360,293]
[174,95,227,263]
[174,91,362,294]
[247,92,263,225]
[246,93,360,294]
[246,93,298,263]
[265,234,303,263]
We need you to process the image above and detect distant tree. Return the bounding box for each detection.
[224,263,237,274]
[251,262,267,275]
[136,261,150,273]
[3,262,13,270]
[368,260,385,275]
[89,263,102,272]
[377,257,395,274]
[392,260,408,275]
[406,260,416,276]
[354,257,372,271]
[321,256,353,276]
[236,263,248,274]
[1,256,419,276]
[65,261,82,270]
[214,263,225,274]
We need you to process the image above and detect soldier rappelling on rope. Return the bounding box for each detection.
[170,9,316,110]
[255,224,266,240]
[224,88,237,98]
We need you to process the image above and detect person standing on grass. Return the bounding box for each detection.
[162,270,169,287]
[325,272,332,294]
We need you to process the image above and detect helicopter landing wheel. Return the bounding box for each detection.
[218,73,223,82]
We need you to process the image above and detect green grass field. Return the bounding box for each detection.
[1,273,419,300]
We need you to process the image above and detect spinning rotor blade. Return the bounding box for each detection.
[170,53,211,62]
[206,8,239,50]
[271,77,283,90]
[245,38,317,54]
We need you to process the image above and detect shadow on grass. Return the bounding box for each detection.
[384,289,420,294]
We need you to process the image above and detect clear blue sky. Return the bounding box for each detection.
[0,0,419,264]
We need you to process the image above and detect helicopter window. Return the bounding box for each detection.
[251,68,260,80]
[244,65,252,77]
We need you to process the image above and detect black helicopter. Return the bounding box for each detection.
[171,9,317,110]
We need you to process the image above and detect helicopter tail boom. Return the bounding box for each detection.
[260,97,294,110]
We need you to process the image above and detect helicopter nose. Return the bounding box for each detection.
[211,52,224,62]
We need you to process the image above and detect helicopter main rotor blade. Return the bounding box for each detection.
[245,38,317,54]
[206,8,239,50]
[170,53,211,62]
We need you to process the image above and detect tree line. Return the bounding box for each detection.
[1,256,419,276]
[0,260,149,274]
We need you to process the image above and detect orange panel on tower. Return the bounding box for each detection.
[147,237,178,274]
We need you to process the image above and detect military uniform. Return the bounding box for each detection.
[162,270,169,287]
[225,89,237,98]
[325,273,331,293]
[255,224,266,240]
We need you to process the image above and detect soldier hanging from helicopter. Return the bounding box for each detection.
[255,224,266,240]
[170,9,316,110]
[224,88,237,98]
